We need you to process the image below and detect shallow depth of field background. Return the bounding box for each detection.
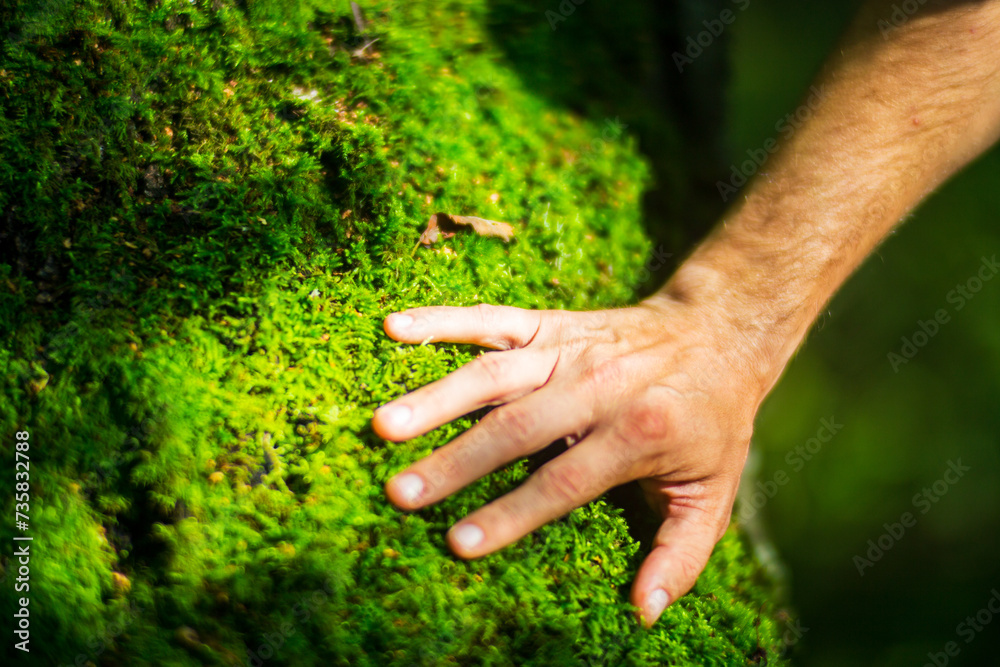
[728,1,1000,665]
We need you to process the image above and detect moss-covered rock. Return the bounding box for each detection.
[1,0,790,664]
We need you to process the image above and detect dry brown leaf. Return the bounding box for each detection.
[418,212,515,245]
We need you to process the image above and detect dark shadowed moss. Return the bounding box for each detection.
[1,0,791,664]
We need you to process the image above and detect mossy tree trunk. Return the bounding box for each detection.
[1,1,790,665]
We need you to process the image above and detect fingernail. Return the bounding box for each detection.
[393,473,424,504]
[645,589,670,626]
[392,313,414,329]
[380,404,412,427]
[451,523,484,551]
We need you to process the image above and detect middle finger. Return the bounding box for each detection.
[385,382,588,509]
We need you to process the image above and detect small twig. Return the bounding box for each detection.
[350,2,366,34]
[352,38,380,58]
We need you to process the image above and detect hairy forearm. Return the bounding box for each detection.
[656,0,1000,396]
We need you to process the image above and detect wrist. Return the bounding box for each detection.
[645,229,826,399]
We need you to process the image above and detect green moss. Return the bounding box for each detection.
[1,0,791,664]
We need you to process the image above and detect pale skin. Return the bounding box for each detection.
[372,0,1000,627]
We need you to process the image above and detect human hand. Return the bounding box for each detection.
[372,291,774,627]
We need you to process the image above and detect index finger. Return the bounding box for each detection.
[385,304,544,350]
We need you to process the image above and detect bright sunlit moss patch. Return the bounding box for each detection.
[1,0,789,664]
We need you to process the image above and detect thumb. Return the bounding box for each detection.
[629,499,730,628]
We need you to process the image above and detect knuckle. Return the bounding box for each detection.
[617,400,674,446]
[435,448,462,480]
[582,358,626,394]
[474,303,511,349]
[491,495,529,531]
[428,443,475,491]
[674,549,707,587]
[475,352,508,388]
[536,462,588,507]
[474,302,497,326]
[424,464,449,491]
[607,447,635,481]
[491,403,537,442]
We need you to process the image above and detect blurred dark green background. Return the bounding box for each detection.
[729,1,1000,665]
